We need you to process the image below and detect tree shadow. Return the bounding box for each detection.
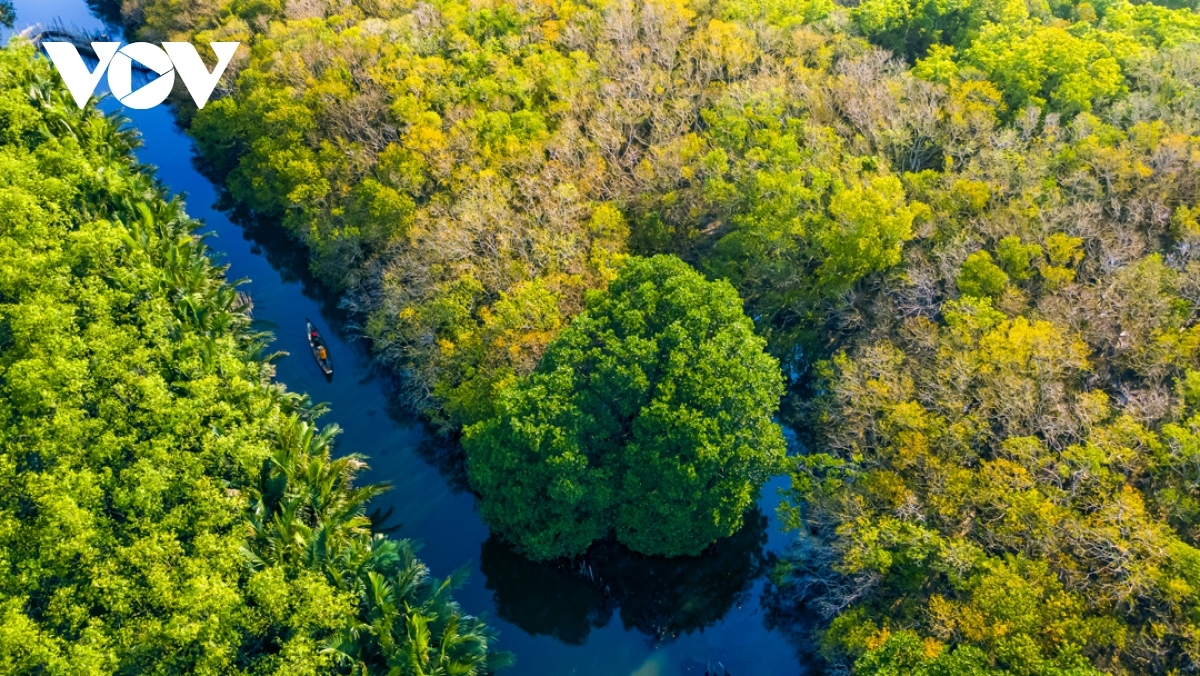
[367,373,474,493]
[760,547,834,675]
[221,204,351,329]
[480,508,773,646]
[479,535,616,645]
[412,435,474,494]
[84,0,122,29]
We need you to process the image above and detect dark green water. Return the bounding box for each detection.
[4,6,807,672]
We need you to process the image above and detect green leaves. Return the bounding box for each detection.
[994,236,1041,281]
[820,176,919,293]
[697,115,923,354]
[463,256,786,559]
[0,45,506,676]
[961,22,1126,114]
[92,0,1200,671]
[462,366,614,560]
[956,251,1008,298]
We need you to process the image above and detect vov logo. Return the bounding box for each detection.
[43,42,239,110]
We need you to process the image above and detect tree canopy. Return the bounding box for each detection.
[0,42,508,676]
[66,0,1200,669]
[463,255,786,559]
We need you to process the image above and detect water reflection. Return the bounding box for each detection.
[83,0,119,28]
[761,556,829,675]
[480,535,614,645]
[410,434,474,493]
[482,509,773,646]
[229,206,349,326]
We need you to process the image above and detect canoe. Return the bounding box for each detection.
[306,319,333,376]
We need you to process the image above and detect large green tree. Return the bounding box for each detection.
[463,255,786,560]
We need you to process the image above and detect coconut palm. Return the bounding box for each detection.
[327,538,514,676]
[244,415,388,576]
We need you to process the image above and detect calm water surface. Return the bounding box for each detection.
[5,6,806,673]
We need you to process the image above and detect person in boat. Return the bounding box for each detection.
[318,346,327,361]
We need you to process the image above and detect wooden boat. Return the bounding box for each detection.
[306,319,333,376]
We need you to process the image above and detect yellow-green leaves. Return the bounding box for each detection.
[956,250,1009,298]
[0,45,506,676]
[820,176,920,292]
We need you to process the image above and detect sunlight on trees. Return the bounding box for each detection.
[463,256,786,559]
[0,45,508,675]
[15,0,1200,669]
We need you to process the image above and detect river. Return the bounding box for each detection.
[3,6,806,673]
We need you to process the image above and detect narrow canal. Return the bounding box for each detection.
[4,7,807,672]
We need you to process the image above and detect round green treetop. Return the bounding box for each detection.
[464,255,787,560]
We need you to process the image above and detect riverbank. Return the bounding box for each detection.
[2,4,805,673]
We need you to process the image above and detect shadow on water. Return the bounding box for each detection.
[761,591,829,676]
[7,0,810,663]
[370,372,476,493]
[480,538,614,646]
[83,0,119,27]
[759,533,836,676]
[482,509,774,646]
[222,204,351,331]
[410,434,474,494]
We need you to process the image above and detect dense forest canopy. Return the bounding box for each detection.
[463,255,786,559]
[0,43,508,675]
[12,0,1200,669]
[112,0,1200,418]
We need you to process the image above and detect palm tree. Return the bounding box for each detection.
[244,415,389,579]
[327,538,514,676]
[243,414,512,675]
